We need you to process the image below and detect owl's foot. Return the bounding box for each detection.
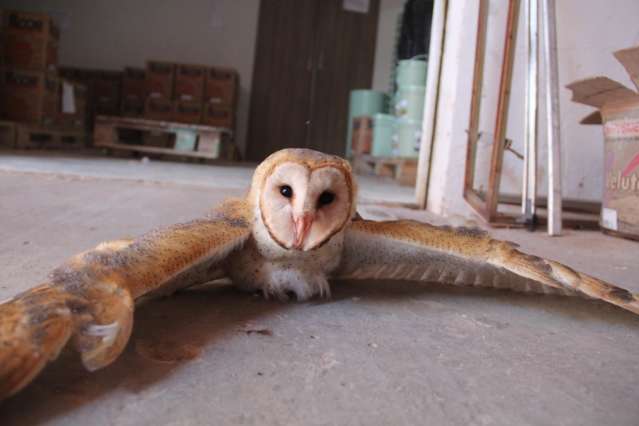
[261,274,331,302]
[0,280,133,399]
[70,280,134,371]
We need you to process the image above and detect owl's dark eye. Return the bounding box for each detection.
[318,191,335,207]
[280,185,293,198]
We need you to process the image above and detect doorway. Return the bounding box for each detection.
[247,0,380,161]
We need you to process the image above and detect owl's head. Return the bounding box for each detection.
[250,148,357,251]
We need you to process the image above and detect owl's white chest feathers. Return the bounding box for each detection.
[225,214,344,301]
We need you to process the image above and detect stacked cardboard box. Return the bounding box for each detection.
[0,10,63,128]
[143,60,238,127]
[58,67,95,128]
[175,64,206,101]
[146,61,175,99]
[0,10,90,131]
[144,60,175,122]
[121,67,146,117]
[1,10,58,71]
[58,67,122,126]
[202,67,237,128]
[144,97,174,121]
[94,70,122,116]
[173,63,206,124]
[57,80,88,129]
[1,68,59,125]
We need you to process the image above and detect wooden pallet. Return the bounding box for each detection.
[353,154,418,186]
[0,120,86,150]
[93,115,237,161]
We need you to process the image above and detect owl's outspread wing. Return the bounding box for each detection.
[335,219,639,315]
[0,199,251,400]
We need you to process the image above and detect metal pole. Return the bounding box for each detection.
[541,0,563,235]
[522,0,539,230]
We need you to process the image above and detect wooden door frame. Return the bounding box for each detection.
[247,0,380,161]
[415,0,449,209]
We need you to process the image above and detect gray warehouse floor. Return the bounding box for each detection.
[1,153,639,426]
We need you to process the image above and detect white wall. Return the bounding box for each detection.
[0,0,260,156]
[372,0,404,93]
[2,0,402,157]
[427,0,639,218]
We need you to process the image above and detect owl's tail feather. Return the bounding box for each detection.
[0,281,133,400]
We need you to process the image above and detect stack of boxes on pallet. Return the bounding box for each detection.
[121,67,146,116]
[54,61,238,131]
[145,60,237,128]
[0,8,238,153]
[57,67,123,126]
[0,10,87,134]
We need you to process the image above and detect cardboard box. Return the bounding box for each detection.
[2,10,59,71]
[144,97,173,122]
[92,70,122,117]
[57,67,101,126]
[146,61,175,99]
[567,45,639,239]
[175,64,206,101]
[122,67,146,99]
[0,68,59,125]
[57,80,87,129]
[351,116,373,155]
[95,96,120,117]
[94,70,122,101]
[205,67,238,105]
[58,66,95,86]
[201,102,234,128]
[121,95,144,117]
[174,99,202,124]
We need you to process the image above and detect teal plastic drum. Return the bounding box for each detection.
[371,113,396,157]
[394,118,421,158]
[396,57,428,87]
[346,90,388,156]
[395,85,426,121]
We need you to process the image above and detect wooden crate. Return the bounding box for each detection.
[353,154,417,186]
[0,120,85,149]
[93,115,236,161]
[0,121,18,148]
[2,10,59,71]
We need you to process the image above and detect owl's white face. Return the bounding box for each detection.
[259,162,353,251]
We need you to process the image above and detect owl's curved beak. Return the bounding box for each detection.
[293,212,314,249]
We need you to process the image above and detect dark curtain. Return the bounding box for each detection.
[397,0,434,60]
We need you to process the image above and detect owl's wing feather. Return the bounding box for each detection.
[0,198,251,400]
[335,219,639,314]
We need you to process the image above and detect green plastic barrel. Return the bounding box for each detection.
[394,118,421,158]
[372,113,396,157]
[395,85,426,121]
[347,90,388,157]
[396,55,428,87]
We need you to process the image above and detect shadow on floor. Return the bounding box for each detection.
[1,279,638,424]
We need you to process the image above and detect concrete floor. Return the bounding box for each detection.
[0,151,415,204]
[1,153,639,426]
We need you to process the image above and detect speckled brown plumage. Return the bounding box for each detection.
[1,148,637,402]
[0,198,251,400]
[336,220,639,313]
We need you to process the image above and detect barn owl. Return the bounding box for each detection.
[1,148,637,400]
